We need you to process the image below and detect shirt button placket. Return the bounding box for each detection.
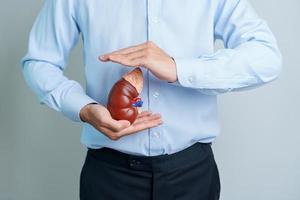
[147,0,163,156]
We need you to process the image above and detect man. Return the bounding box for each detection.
[21,0,281,199]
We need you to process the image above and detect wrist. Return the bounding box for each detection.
[168,56,178,83]
[80,103,97,122]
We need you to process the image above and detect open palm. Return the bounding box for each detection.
[80,103,163,140]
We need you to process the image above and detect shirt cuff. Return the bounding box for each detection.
[60,92,98,122]
[167,79,181,86]
[171,57,205,88]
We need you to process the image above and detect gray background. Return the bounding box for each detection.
[0,0,299,199]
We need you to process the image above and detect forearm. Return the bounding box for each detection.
[22,60,97,122]
[171,39,282,95]
[169,0,282,95]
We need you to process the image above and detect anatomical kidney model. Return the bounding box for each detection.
[107,67,144,124]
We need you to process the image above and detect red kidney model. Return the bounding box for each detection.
[107,67,144,124]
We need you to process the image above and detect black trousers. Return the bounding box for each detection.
[80,142,220,200]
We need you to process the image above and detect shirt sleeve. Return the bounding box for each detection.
[21,0,97,122]
[169,0,282,95]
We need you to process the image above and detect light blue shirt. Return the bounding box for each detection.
[21,0,282,156]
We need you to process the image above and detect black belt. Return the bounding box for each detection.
[87,142,212,172]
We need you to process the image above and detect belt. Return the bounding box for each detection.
[86,142,212,172]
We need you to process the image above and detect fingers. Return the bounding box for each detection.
[98,126,122,141]
[123,118,163,136]
[99,51,146,67]
[98,112,163,141]
[134,113,161,124]
[98,41,157,67]
[123,49,145,60]
[101,117,131,132]
[107,55,145,68]
[102,54,136,67]
[99,43,147,61]
[117,113,163,138]
[136,111,153,118]
[131,117,163,131]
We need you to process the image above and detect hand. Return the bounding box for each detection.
[99,41,178,83]
[79,103,163,141]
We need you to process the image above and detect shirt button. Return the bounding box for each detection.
[153,132,160,138]
[153,91,159,98]
[188,76,196,83]
[151,17,159,23]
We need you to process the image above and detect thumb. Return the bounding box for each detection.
[117,120,131,129]
[107,119,131,132]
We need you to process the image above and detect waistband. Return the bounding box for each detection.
[86,142,212,172]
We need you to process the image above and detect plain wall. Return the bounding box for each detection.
[0,0,299,199]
